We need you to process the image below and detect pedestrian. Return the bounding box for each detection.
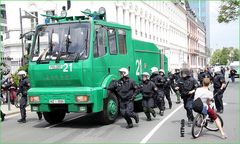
[137,72,157,121]
[213,67,226,113]
[175,68,199,126]
[17,70,43,123]
[193,78,227,139]
[159,69,172,109]
[150,67,165,116]
[106,68,139,128]
[229,67,237,83]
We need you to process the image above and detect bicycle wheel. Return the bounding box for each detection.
[205,114,223,131]
[192,114,204,138]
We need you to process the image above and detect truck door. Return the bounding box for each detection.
[92,25,108,86]
[115,29,134,77]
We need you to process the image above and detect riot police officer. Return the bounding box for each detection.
[213,67,226,113]
[150,67,165,116]
[198,69,205,86]
[137,72,157,121]
[159,69,172,109]
[17,70,42,123]
[203,67,213,81]
[107,68,139,128]
[173,69,181,103]
[175,68,199,126]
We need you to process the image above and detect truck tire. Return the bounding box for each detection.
[43,111,66,124]
[99,93,119,125]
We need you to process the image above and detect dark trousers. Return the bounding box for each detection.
[214,89,224,111]
[20,96,27,119]
[155,91,165,111]
[120,100,137,125]
[183,97,194,121]
[164,90,172,107]
[142,97,155,118]
[231,75,235,83]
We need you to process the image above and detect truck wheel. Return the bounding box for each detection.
[99,93,119,125]
[43,111,66,124]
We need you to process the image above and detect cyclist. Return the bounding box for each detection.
[194,78,227,139]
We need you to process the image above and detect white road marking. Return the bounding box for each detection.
[44,114,85,129]
[140,104,183,144]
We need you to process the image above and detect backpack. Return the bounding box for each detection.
[192,97,204,114]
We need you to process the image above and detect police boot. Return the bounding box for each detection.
[150,108,156,118]
[134,114,139,124]
[169,102,172,109]
[17,118,26,123]
[37,112,42,120]
[126,123,133,129]
[159,110,164,116]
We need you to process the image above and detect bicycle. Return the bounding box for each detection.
[191,106,224,138]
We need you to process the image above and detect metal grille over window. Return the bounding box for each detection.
[118,29,127,54]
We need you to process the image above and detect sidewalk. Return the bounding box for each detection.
[1,103,30,116]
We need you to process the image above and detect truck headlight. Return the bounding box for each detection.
[29,96,40,103]
[75,96,88,102]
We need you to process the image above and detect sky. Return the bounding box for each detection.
[209,1,239,50]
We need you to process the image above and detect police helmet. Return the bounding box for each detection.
[18,70,27,77]
[119,68,129,77]
[151,67,158,74]
[180,68,190,78]
[159,69,165,74]
[142,72,150,79]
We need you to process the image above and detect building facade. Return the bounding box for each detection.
[186,4,208,69]
[3,1,208,73]
[187,0,210,63]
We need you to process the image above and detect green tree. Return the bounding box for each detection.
[210,47,239,65]
[210,49,222,65]
[218,0,240,23]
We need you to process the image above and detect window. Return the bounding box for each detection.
[94,25,107,57]
[118,29,127,54]
[108,29,117,54]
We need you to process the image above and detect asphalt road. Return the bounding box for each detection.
[1,79,239,144]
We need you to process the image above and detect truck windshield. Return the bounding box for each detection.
[31,22,90,63]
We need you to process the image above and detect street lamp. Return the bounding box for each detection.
[19,8,38,66]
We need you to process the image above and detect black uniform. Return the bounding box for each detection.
[197,71,205,86]
[137,79,157,120]
[169,72,181,103]
[177,76,198,122]
[108,77,139,127]
[150,73,165,116]
[18,77,42,122]
[213,72,226,112]
[163,74,172,109]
